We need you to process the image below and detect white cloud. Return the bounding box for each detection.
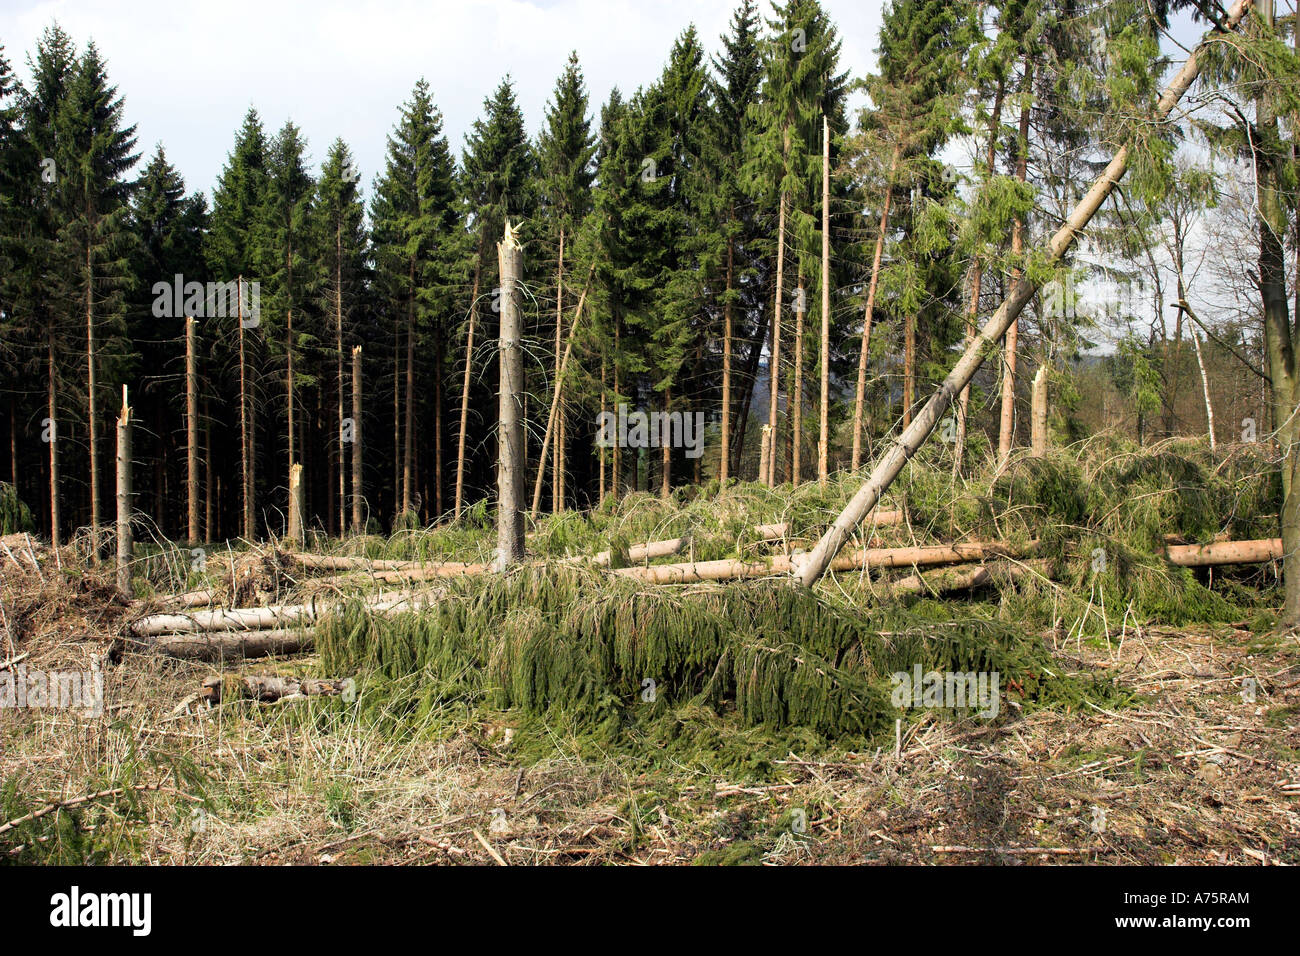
[1,0,881,198]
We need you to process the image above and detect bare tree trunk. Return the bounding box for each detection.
[203,399,213,540]
[115,388,132,596]
[767,191,787,487]
[612,315,622,499]
[496,225,525,570]
[186,316,199,544]
[792,274,805,485]
[351,346,363,533]
[599,356,608,502]
[998,59,1034,467]
[819,116,831,484]
[336,221,346,535]
[553,229,564,514]
[237,277,255,540]
[721,233,735,488]
[454,242,484,520]
[47,328,60,548]
[794,0,1251,587]
[286,249,296,515]
[402,257,416,516]
[86,244,100,561]
[660,387,672,499]
[852,148,898,471]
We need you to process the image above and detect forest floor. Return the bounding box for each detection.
[2,540,1298,865]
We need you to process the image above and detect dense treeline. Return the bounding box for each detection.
[0,0,1296,548]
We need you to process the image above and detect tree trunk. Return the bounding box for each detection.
[238,278,254,540]
[530,268,593,518]
[998,59,1034,467]
[1192,329,1216,450]
[793,0,1251,587]
[818,116,831,484]
[336,221,346,535]
[47,328,60,549]
[454,239,484,520]
[767,191,787,486]
[852,148,898,471]
[204,399,213,541]
[792,274,805,485]
[1255,0,1300,621]
[86,243,100,561]
[721,232,735,488]
[496,226,525,570]
[553,229,564,513]
[115,388,132,596]
[186,316,199,544]
[351,346,363,533]
[402,257,416,517]
[661,387,672,499]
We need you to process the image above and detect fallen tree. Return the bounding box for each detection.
[793,0,1255,588]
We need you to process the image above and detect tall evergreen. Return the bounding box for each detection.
[315,138,368,533]
[372,79,459,521]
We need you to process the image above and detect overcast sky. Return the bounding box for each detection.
[1,0,886,200]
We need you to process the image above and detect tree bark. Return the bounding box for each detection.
[287,462,304,545]
[794,0,1251,587]
[402,256,416,517]
[792,274,805,485]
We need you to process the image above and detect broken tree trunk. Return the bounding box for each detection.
[852,148,899,473]
[1030,365,1048,458]
[287,462,305,545]
[497,224,526,570]
[116,386,132,596]
[794,0,1253,588]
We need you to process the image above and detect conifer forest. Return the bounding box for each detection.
[0,0,1298,887]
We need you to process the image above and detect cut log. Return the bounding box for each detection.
[1165,538,1283,567]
